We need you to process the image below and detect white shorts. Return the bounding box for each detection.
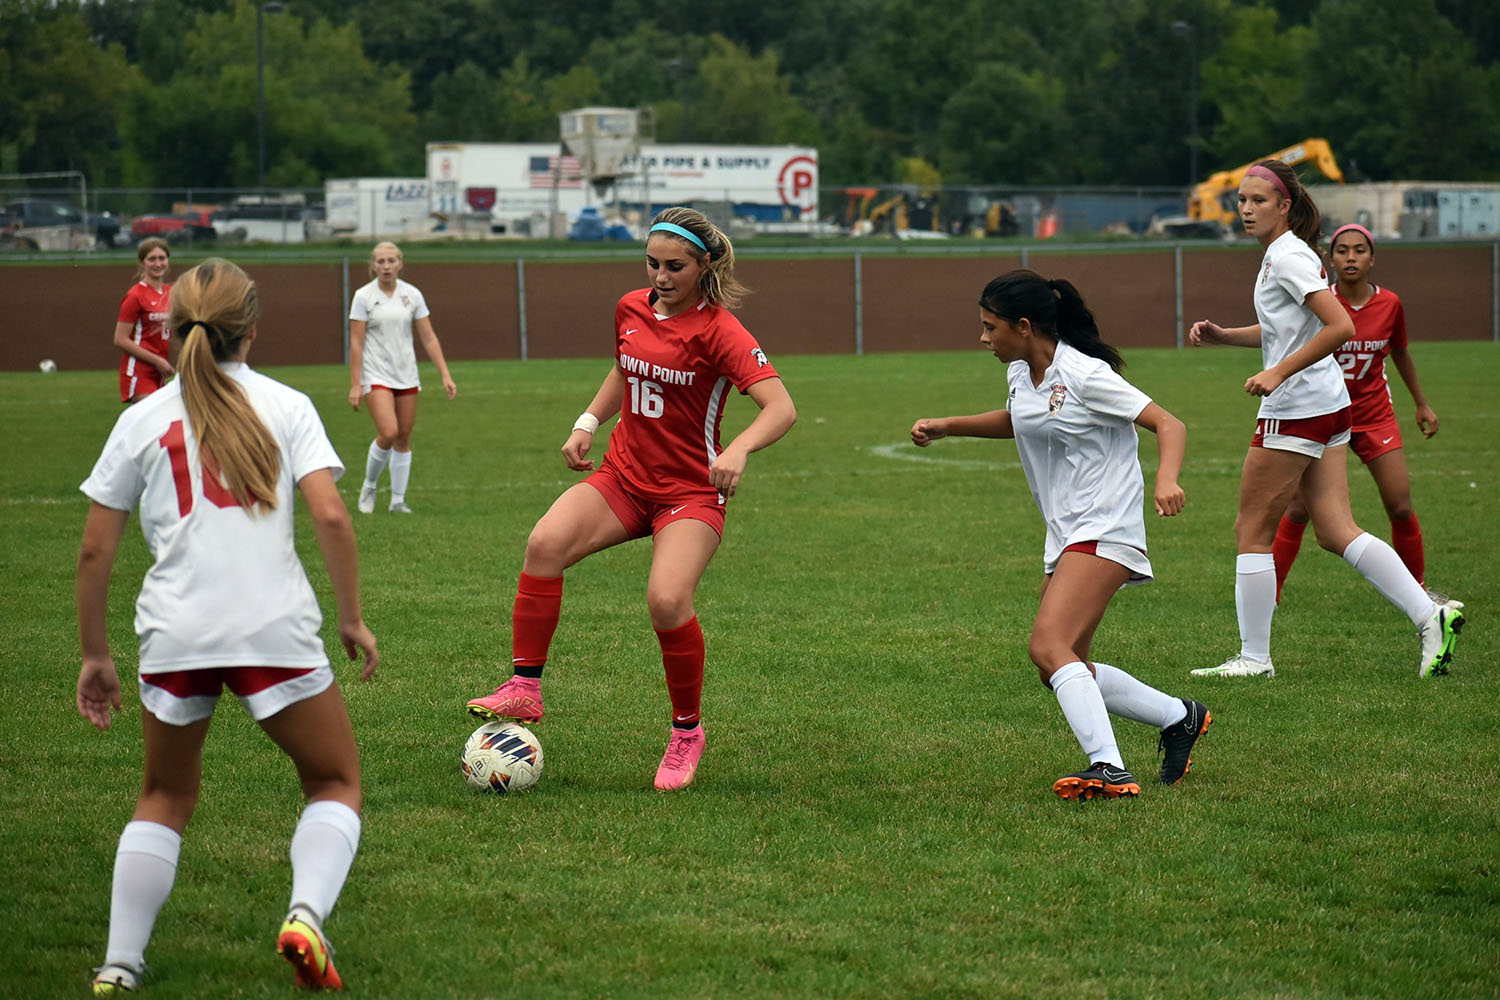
[138,665,334,726]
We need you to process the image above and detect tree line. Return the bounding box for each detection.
[2,0,1496,193]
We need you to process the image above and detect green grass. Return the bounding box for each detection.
[3,343,1498,999]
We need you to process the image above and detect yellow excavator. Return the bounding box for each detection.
[1189,138,1344,227]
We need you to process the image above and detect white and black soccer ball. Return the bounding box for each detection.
[461,721,543,794]
[38,359,57,373]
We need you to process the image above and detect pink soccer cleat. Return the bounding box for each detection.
[466,676,543,723]
[654,725,706,791]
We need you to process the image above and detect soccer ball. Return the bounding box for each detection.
[461,721,544,794]
[38,359,57,373]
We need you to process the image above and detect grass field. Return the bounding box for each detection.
[3,341,1497,999]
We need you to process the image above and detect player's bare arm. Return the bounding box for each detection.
[300,469,378,679]
[1134,402,1187,516]
[710,377,796,498]
[1188,319,1262,348]
[1246,290,1353,396]
[347,319,367,410]
[75,502,130,730]
[414,316,457,399]
[910,410,1013,446]
[563,367,627,471]
[1389,343,1439,437]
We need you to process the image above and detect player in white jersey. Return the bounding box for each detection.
[347,241,457,514]
[77,258,378,995]
[911,270,1209,801]
[1188,160,1462,680]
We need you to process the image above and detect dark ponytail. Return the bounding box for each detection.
[1253,159,1322,251]
[978,269,1124,372]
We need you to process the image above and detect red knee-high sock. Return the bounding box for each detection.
[1272,515,1307,603]
[656,617,705,729]
[512,572,563,674]
[1389,513,1425,586]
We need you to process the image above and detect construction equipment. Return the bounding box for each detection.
[1189,138,1345,228]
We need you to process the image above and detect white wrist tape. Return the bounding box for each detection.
[572,412,600,434]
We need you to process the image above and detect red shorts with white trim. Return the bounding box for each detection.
[1051,540,1152,584]
[365,383,419,397]
[138,665,333,726]
[119,364,165,402]
[1251,407,1352,458]
[584,463,725,539]
[1349,415,1404,464]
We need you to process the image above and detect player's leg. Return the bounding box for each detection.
[387,390,418,512]
[359,388,398,513]
[1196,446,1308,677]
[257,682,362,991]
[1364,444,1424,582]
[468,483,632,721]
[1272,490,1311,603]
[1033,553,1139,799]
[646,517,721,791]
[1302,447,1458,676]
[94,710,212,991]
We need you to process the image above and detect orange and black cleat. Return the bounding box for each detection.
[1053,762,1141,801]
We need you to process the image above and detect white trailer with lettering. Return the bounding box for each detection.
[324,178,431,238]
[425,142,818,235]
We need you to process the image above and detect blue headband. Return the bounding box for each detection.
[649,221,708,253]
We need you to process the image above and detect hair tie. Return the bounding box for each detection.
[1246,164,1291,200]
[1330,223,1374,250]
[649,221,708,253]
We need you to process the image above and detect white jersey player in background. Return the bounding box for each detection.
[911,269,1209,802]
[1187,159,1462,680]
[77,258,379,994]
[347,241,457,514]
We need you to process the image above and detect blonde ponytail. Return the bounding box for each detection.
[169,258,280,511]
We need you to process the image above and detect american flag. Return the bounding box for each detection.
[528,155,582,189]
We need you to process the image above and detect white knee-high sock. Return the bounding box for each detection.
[1093,662,1187,729]
[364,441,391,488]
[1343,532,1436,625]
[1235,552,1277,662]
[289,800,361,928]
[389,450,412,504]
[104,821,182,970]
[1049,661,1123,769]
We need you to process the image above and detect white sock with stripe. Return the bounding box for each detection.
[1342,532,1436,625]
[1235,552,1276,662]
[104,821,182,970]
[1049,661,1123,769]
[389,450,412,505]
[288,800,361,929]
[1093,662,1187,729]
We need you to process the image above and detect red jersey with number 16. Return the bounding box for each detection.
[1331,284,1407,428]
[603,289,779,503]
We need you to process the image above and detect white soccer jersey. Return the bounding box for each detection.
[80,364,344,672]
[1252,230,1349,419]
[350,278,430,390]
[1007,341,1153,579]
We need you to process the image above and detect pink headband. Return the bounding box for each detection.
[1330,223,1375,249]
[1245,164,1290,200]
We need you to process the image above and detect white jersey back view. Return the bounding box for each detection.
[81,363,344,671]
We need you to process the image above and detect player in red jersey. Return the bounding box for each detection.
[1270,224,1461,609]
[113,237,174,403]
[466,207,797,791]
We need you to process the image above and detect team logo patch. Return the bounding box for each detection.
[1048,384,1068,415]
[400,294,411,308]
[751,347,769,367]
[1261,260,1273,285]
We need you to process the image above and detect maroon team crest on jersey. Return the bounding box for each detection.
[1261,260,1273,285]
[1048,384,1067,414]
[401,294,411,308]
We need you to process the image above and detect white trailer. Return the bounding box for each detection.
[324,178,431,238]
[426,141,818,235]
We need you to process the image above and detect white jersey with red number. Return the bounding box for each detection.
[602,289,779,503]
[1007,341,1154,579]
[1252,230,1349,419]
[1331,283,1406,428]
[80,363,344,672]
[117,281,172,382]
[350,278,429,390]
